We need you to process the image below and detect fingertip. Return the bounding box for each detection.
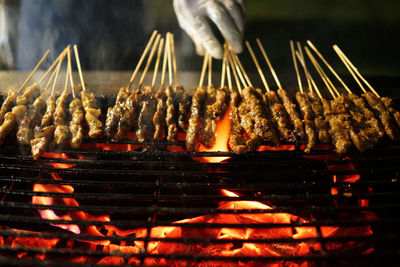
[229,41,243,54]
[208,46,223,59]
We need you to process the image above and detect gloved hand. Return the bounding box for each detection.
[173,0,245,59]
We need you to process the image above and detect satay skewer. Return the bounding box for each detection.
[220,49,227,88]
[228,49,248,88]
[297,42,312,91]
[152,38,165,88]
[233,53,253,88]
[137,34,162,90]
[17,50,50,94]
[245,41,269,93]
[290,41,303,93]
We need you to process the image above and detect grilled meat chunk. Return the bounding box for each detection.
[228,91,247,154]
[17,93,46,145]
[41,95,56,127]
[153,87,167,140]
[363,91,400,141]
[136,86,157,144]
[165,85,179,143]
[52,90,70,146]
[0,105,26,146]
[307,91,330,144]
[176,88,192,132]
[0,89,17,124]
[115,90,142,140]
[81,90,103,138]
[295,92,317,153]
[381,96,400,129]
[105,87,130,138]
[31,125,55,160]
[186,86,207,151]
[266,90,294,142]
[69,98,85,149]
[201,85,217,147]
[16,83,40,106]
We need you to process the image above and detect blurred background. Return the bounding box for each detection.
[0,0,399,90]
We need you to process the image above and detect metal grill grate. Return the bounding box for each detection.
[0,140,399,266]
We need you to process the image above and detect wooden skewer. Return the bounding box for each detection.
[290,41,303,93]
[295,50,323,99]
[50,51,66,96]
[128,30,158,88]
[227,48,242,94]
[73,44,86,92]
[225,48,233,91]
[199,52,209,87]
[138,34,161,89]
[161,34,169,87]
[43,54,65,94]
[17,49,50,93]
[333,44,380,98]
[229,50,247,88]
[233,53,253,87]
[64,57,70,95]
[166,33,173,86]
[220,49,227,88]
[297,42,312,90]
[245,41,269,92]
[170,33,179,84]
[208,53,212,86]
[152,37,165,88]
[305,47,337,99]
[333,45,367,94]
[307,40,352,95]
[256,38,282,90]
[38,46,69,85]
[67,47,75,97]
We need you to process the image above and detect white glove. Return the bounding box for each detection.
[173,0,245,59]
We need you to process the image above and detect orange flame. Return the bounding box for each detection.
[196,108,231,163]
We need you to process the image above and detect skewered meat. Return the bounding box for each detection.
[201,85,217,147]
[105,87,130,138]
[52,90,70,147]
[277,88,306,142]
[186,86,207,151]
[296,92,317,153]
[153,87,167,140]
[266,90,294,142]
[228,91,247,154]
[0,89,17,124]
[165,85,179,143]
[136,86,157,144]
[175,86,192,132]
[203,86,230,148]
[69,97,85,149]
[41,95,56,127]
[81,90,103,138]
[31,125,55,160]
[16,83,40,106]
[363,92,400,141]
[0,105,26,146]
[114,90,141,140]
[307,91,330,144]
[322,98,352,154]
[17,93,46,145]
[381,96,400,129]
[239,87,280,148]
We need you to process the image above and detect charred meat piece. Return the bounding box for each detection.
[277,88,306,142]
[153,87,167,140]
[41,95,56,127]
[307,91,330,144]
[295,92,317,153]
[115,90,142,140]
[0,89,17,124]
[31,125,55,160]
[363,92,400,141]
[165,85,179,143]
[52,90,70,147]
[203,86,230,148]
[69,98,85,149]
[322,98,352,154]
[381,96,400,129]
[266,90,294,142]
[17,93,46,145]
[239,87,280,148]
[175,86,192,133]
[136,86,157,144]
[81,90,103,138]
[186,86,207,151]
[201,85,217,147]
[105,87,130,138]
[0,105,26,146]
[228,91,247,154]
[16,83,40,106]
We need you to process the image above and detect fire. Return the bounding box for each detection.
[196,108,231,163]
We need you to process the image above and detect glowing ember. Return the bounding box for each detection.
[196,108,231,163]
[41,152,76,169]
